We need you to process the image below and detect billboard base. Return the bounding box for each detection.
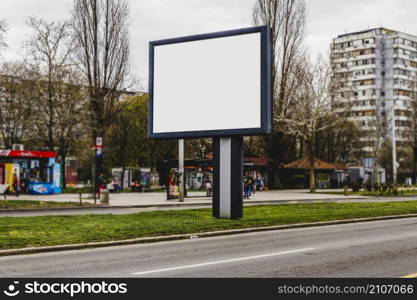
[212,136,243,219]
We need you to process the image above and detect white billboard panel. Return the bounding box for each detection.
[149,26,271,139]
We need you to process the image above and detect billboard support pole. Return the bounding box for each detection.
[212,136,243,219]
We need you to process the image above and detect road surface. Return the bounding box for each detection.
[1,217,417,277]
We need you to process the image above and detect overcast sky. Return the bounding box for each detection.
[1,0,417,91]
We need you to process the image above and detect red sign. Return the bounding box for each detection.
[0,150,57,158]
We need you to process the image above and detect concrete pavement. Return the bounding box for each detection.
[2,217,417,277]
[2,190,417,217]
[2,189,367,207]
[0,189,369,217]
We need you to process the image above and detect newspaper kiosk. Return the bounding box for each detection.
[0,150,61,195]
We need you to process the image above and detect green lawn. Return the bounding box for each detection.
[2,201,417,250]
[0,200,94,210]
[314,190,417,196]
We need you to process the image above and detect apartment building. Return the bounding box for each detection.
[331,28,417,179]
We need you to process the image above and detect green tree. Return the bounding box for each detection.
[253,0,306,189]
[105,94,176,188]
[315,120,363,164]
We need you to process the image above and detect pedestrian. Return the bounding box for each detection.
[12,172,19,197]
[205,180,212,197]
[251,174,256,195]
[256,174,262,191]
[97,173,105,197]
[112,177,121,193]
[20,169,26,194]
[343,170,351,196]
[247,174,253,198]
[243,174,250,199]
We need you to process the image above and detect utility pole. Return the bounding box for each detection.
[392,106,397,185]
[178,139,184,202]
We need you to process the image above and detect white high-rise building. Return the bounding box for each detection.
[331,28,417,182]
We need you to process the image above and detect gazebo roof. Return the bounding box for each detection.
[284,156,345,170]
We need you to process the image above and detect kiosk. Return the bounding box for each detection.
[0,150,61,195]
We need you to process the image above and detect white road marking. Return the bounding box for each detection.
[132,247,315,276]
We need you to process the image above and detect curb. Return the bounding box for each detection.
[0,197,371,213]
[0,205,107,213]
[1,213,417,257]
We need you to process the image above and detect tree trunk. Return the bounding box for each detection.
[121,165,125,191]
[47,73,54,151]
[92,128,104,189]
[299,138,303,159]
[413,145,417,184]
[309,136,316,192]
[309,154,315,192]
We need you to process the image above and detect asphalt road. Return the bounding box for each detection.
[2,217,417,277]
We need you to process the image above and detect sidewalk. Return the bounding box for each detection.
[2,189,368,207]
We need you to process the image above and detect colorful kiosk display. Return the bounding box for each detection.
[0,150,61,195]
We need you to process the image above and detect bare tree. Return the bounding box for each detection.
[0,19,7,53]
[71,0,130,182]
[54,72,90,188]
[253,0,306,188]
[25,16,74,151]
[276,56,350,191]
[0,62,36,148]
[24,18,90,187]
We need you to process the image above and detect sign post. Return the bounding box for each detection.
[93,137,103,204]
[148,26,271,219]
[212,136,243,218]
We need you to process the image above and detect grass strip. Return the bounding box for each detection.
[1,201,417,250]
[314,191,417,196]
[0,200,94,210]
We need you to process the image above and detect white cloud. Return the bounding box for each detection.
[2,0,417,91]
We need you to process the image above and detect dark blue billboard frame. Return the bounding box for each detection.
[148,25,272,139]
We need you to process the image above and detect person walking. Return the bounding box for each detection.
[97,173,105,197]
[343,170,351,196]
[246,174,253,198]
[12,173,20,197]
[205,180,212,197]
[112,176,121,193]
[243,174,250,199]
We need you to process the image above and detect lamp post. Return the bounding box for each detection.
[392,101,397,186]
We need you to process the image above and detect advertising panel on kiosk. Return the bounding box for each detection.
[148,26,272,219]
[0,150,61,195]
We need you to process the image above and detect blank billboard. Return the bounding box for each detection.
[148,26,271,139]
